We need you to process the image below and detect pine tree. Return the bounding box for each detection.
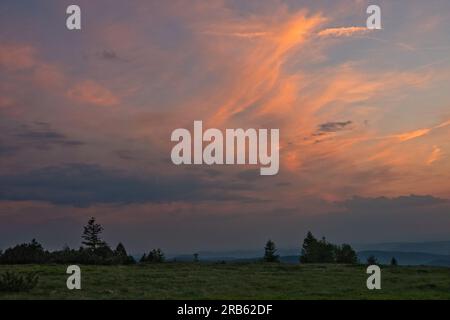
[335,244,358,264]
[390,257,398,266]
[141,249,165,263]
[300,231,318,263]
[317,237,335,263]
[114,243,128,257]
[264,240,279,262]
[81,217,105,250]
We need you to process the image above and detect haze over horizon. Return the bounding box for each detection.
[1,0,450,252]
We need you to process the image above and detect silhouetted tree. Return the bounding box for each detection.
[335,244,358,264]
[300,232,357,264]
[390,257,398,266]
[264,240,279,262]
[367,255,378,265]
[300,231,318,263]
[300,232,334,263]
[0,239,48,264]
[115,243,127,257]
[193,253,199,262]
[141,249,165,263]
[113,243,135,265]
[317,237,335,263]
[82,217,105,250]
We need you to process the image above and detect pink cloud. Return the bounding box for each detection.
[67,80,120,107]
[0,44,36,70]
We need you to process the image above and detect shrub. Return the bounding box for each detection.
[0,271,39,292]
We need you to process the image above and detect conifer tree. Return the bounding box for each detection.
[82,217,105,250]
[264,240,280,262]
[390,257,398,266]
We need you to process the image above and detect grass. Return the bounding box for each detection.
[0,263,449,299]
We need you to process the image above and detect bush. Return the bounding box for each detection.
[0,271,39,292]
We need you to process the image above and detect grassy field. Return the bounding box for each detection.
[0,263,449,299]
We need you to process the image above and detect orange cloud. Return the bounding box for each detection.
[0,44,36,70]
[201,31,271,39]
[207,12,326,125]
[317,26,369,37]
[388,119,450,142]
[427,145,441,165]
[67,80,119,107]
[394,128,431,142]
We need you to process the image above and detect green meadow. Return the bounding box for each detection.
[0,263,449,300]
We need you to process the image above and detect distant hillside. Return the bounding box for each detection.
[357,250,450,266]
[150,240,450,266]
[354,241,450,255]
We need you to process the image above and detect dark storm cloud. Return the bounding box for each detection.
[0,163,257,206]
[14,122,84,149]
[317,121,353,133]
[0,121,84,152]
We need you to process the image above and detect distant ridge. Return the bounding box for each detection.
[353,241,450,255]
[357,250,450,267]
[134,241,450,266]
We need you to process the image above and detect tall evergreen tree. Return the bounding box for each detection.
[264,240,279,262]
[81,217,105,250]
[317,237,335,263]
[300,231,318,263]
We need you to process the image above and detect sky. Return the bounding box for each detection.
[1,0,450,253]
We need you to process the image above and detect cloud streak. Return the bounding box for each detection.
[318,26,369,37]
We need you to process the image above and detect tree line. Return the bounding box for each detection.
[0,217,392,265]
[0,217,162,265]
[265,232,398,265]
[264,231,358,264]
